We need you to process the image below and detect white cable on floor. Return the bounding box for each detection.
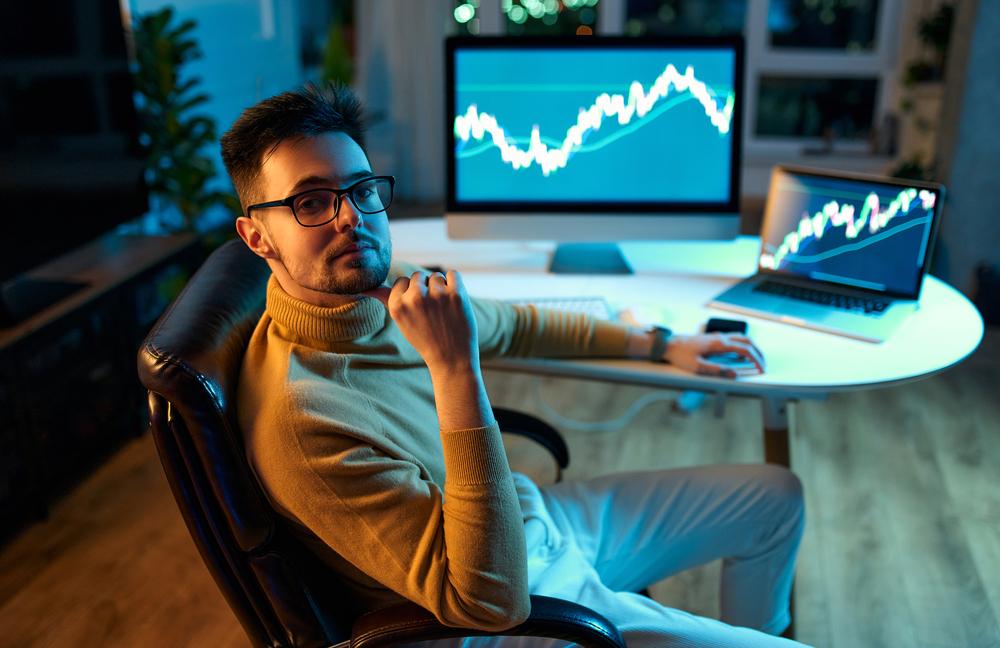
[529,375,680,433]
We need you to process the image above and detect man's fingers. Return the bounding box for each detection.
[446,269,465,294]
[427,271,447,295]
[730,334,764,361]
[388,276,410,308]
[409,271,429,298]
[695,359,737,379]
[721,342,765,372]
[707,333,731,352]
[706,335,765,372]
[737,341,765,372]
[361,270,462,307]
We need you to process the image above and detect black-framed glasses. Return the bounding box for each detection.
[246,175,395,227]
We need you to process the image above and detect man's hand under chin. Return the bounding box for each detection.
[362,270,479,372]
[362,270,493,431]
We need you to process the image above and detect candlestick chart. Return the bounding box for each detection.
[760,176,938,294]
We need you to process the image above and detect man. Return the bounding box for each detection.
[223,82,806,647]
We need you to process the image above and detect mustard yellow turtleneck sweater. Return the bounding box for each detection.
[237,262,630,631]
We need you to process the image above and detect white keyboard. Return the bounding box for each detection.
[505,296,614,321]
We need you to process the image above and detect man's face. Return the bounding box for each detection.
[247,132,392,299]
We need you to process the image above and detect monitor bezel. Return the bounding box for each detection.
[445,35,744,215]
[757,165,946,301]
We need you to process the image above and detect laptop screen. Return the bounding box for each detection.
[758,167,944,299]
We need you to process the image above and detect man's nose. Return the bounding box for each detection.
[333,196,363,232]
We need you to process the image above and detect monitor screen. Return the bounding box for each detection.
[446,36,742,215]
[759,167,944,298]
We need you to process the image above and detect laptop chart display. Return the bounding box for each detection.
[759,169,941,298]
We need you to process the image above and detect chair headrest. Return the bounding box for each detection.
[138,238,270,412]
[138,238,274,551]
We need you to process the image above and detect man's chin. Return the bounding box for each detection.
[327,263,389,296]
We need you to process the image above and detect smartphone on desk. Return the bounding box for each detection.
[705,317,748,335]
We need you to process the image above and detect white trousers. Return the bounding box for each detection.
[414,464,809,648]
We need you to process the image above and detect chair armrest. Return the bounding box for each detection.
[492,407,569,481]
[350,594,625,648]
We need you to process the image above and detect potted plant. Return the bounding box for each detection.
[131,7,240,233]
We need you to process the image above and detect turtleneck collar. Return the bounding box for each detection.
[265,274,388,346]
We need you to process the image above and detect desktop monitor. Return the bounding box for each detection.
[445,36,744,273]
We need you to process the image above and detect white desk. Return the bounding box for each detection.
[390,218,985,466]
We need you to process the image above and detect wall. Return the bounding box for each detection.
[354,0,453,202]
[125,0,303,229]
[934,0,1000,295]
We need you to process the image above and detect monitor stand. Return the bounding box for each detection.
[548,243,633,274]
[0,276,90,328]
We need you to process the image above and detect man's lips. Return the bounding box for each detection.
[334,242,372,258]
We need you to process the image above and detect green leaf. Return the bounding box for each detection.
[176,93,210,114]
[169,19,198,43]
[175,77,202,96]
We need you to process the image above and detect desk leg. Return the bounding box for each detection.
[762,397,791,468]
[762,396,796,639]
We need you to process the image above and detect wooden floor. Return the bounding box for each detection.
[1,329,998,647]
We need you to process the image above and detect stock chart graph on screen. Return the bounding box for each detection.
[761,177,938,294]
[453,49,736,203]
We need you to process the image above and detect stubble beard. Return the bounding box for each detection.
[277,237,392,296]
[324,244,391,294]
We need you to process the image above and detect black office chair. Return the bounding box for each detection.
[137,239,624,648]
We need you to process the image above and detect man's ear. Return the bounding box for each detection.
[235,215,277,259]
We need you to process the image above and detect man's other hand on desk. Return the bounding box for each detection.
[623,325,765,378]
[620,311,765,379]
[665,333,766,378]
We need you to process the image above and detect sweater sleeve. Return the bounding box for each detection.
[387,261,631,358]
[256,398,530,632]
[472,297,629,359]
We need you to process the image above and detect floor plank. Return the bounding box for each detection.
[0,433,245,647]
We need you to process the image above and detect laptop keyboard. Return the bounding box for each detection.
[505,296,614,320]
[753,280,890,316]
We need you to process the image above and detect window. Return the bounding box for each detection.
[455,0,903,161]
[624,0,746,36]
[755,76,879,139]
[505,0,600,36]
[768,0,880,50]
[745,0,898,155]
[454,0,601,36]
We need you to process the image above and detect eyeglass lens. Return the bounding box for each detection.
[292,178,392,226]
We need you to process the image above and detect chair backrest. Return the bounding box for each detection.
[137,239,354,648]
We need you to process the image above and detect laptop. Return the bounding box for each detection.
[708,166,945,343]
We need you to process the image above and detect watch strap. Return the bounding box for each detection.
[648,325,672,363]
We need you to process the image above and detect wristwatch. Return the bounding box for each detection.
[647,325,673,363]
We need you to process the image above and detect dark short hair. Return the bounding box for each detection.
[220,82,366,212]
